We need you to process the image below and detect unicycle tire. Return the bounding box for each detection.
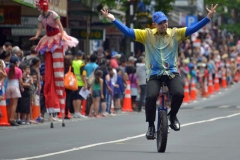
[157,110,168,152]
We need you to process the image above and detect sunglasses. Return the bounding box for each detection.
[157,20,168,25]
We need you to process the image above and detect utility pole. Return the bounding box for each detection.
[190,0,195,55]
[130,1,134,55]
[86,0,94,55]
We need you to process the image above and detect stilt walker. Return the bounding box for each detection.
[30,0,78,128]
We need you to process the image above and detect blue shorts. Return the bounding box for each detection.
[115,93,123,99]
[92,90,101,98]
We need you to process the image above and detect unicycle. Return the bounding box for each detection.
[156,77,169,152]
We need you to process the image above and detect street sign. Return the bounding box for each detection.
[71,29,105,40]
[186,16,198,27]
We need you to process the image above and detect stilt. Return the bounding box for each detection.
[50,113,54,128]
[62,110,65,127]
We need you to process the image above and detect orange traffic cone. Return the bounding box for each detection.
[0,96,10,126]
[122,81,133,112]
[32,94,41,120]
[221,70,227,88]
[202,78,208,98]
[111,99,115,113]
[81,99,86,115]
[214,72,220,92]
[190,79,197,101]
[234,71,239,83]
[183,79,190,103]
[208,73,214,95]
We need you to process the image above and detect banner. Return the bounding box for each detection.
[0,6,21,24]
[12,0,67,17]
[12,0,36,8]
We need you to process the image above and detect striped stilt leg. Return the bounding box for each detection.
[44,51,60,128]
[52,47,66,127]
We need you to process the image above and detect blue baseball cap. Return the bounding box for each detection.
[111,51,118,57]
[152,11,168,24]
[76,50,84,56]
[10,56,20,64]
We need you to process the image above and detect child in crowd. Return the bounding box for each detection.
[128,67,140,111]
[90,70,104,118]
[5,56,24,126]
[29,71,39,123]
[16,64,32,125]
[106,67,114,114]
[114,68,124,113]
[0,60,7,119]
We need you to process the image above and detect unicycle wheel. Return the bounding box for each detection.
[156,110,168,152]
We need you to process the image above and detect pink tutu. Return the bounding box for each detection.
[35,31,79,55]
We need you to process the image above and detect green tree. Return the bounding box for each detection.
[154,0,175,14]
[204,0,240,37]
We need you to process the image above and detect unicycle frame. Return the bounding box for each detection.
[157,86,168,130]
[156,79,169,153]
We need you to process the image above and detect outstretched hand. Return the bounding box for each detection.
[206,4,218,19]
[29,36,38,41]
[101,9,115,21]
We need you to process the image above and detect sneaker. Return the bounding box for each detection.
[73,113,81,118]
[35,117,41,123]
[24,120,31,125]
[109,113,116,116]
[36,117,44,123]
[10,120,19,126]
[102,113,108,117]
[79,113,88,118]
[16,119,22,125]
[53,117,62,121]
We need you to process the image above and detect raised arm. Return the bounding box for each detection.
[186,4,218,37]
[101,9,135,39]
[30,22,43,41]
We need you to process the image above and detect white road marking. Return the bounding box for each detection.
[193,107,205,110]
[218,105,230,109]
[14,112,240,160]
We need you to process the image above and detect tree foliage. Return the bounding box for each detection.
[204,0,240,35]
[99,0,174,15]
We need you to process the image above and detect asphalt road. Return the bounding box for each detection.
[1,83,240,160]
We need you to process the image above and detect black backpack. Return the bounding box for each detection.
[19,56,35,68]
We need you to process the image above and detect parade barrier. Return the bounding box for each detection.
[214,72,220,92]
[190,79,197,101]
[81,99,87,115]
[183,79,190,103]
[122,81,133,112]
[234,71,239,82]
[202,78,208,98]
[0,96,10,126]
[31,94,40,120]
[208,73,214,95]
[221,70,227,88]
